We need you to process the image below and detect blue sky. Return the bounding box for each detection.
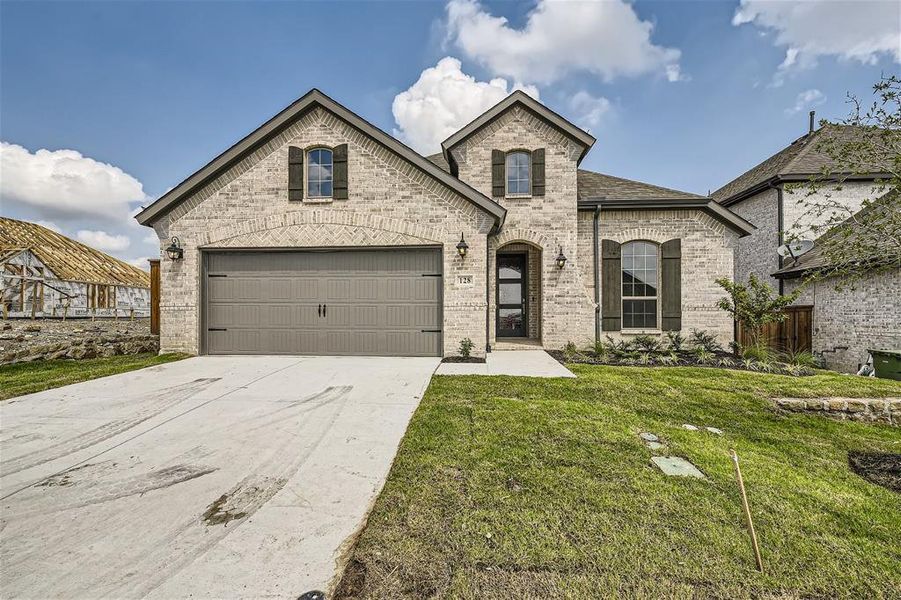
[1,0,898,267]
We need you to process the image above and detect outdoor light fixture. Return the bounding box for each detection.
[165,237,184,261]
[456,233,469,258]
[555,246,567,269]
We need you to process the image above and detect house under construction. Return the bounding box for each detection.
[1,217,151,319]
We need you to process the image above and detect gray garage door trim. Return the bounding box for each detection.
[201,247,443,356]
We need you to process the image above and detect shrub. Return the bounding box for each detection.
[782,348,819,368]
[604,335,634,357]
[589,339,608,358]
[665,331,685,352]
[459,338,474,358]
[563,341,578,360]
[741,342,775,363]
[693,348,715,364]
[716,274,802,347]
[690,329,723,353]
[632,335,662,353]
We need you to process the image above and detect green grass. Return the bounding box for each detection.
[0,353,190,400]
[337,366,901,599]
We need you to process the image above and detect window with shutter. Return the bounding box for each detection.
[306,148,333,198]
[491,149,505,197]
[621,241,658,329]
[505,151,531,196]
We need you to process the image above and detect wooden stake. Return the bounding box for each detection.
[731,449,763,572]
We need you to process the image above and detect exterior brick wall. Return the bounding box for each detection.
[783,180,879,241]
[451,106,595,349]
[594,209,739,347]
[729,187,780,288]
[154,107,494,356]
[784,269,901,373]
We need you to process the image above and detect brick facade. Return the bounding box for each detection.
[153,99,744,357]
[154,107,493,356]
[784,270,901,373]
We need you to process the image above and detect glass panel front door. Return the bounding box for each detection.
[497,254,527,337]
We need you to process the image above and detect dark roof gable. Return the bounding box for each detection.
[712,124,890,205]
[135,89,505,227]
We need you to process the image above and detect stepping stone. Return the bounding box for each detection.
[639,432,659,442]
[682,424,699,431]
[651,456,705,479]
[646,441,665,451]
[705,427,723,435]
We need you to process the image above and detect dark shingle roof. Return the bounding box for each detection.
[712,124,888,204]
[426,153,704,201]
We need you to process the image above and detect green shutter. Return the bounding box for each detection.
[333,143,348,200]
[601,239,622,331]
[532,148,545,196]
[288,146,304,201]
[661,239,682,331]
[492,149,505,197]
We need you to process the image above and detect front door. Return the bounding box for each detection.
[496,253,527,337]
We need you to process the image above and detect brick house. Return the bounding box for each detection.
[136,89,752,357]
[713,119,900,372]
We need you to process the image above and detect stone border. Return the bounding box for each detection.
[775,397,901,426]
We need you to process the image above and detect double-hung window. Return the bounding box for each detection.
[307,148,333,198]
[622,241,658,329]
[506,151,531,195]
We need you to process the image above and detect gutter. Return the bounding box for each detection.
[593,206,601,345]
[718,172,891,208]
[776,184,784,295]
[577,197,756,238]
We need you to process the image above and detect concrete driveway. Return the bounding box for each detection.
[0,355,439,599]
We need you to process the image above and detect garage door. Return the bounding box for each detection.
[203,249,442,356]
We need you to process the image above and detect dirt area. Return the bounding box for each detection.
[0,318,156,364]
[848,452,901,493]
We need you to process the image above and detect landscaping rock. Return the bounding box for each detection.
[646,441,665,451]
[682,424,699,431]
[0,319,157,365]
[705,427,723,435]
[639,432,659,442]
[775,397,900,426]
[651,456,705,479]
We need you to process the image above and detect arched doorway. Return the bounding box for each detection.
[496,241,542,343]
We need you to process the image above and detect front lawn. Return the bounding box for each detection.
[336,366,901,599]
[0,352,190,400]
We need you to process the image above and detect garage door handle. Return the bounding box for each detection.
[323,304,327,317]
[318,304,322,317]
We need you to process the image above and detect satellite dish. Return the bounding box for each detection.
[777,240,815,260]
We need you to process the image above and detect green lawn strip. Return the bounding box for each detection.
[0,353,190,400]
[338,366,901,599]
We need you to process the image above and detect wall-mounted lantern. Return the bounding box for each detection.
[555,246,567,269]
[456,233,469,258]
[165,237,184,261]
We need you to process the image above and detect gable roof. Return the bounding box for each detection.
[135,89,506,228]
[439,90,596,170]
[426,153,754,237]
[712,124,891,206]
[0,217,150,287]
[773,188,900,278]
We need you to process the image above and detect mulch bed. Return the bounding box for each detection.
[441,356,486,363]
[848,452,901,493]
[546,349,813,376]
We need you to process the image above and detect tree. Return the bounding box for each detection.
[716,275,801,348]
[784,75,901,285]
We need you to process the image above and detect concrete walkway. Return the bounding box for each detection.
[0,355,439,599]
[435,349,576,378]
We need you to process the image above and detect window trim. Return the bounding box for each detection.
[621,240,660,331]
[504,149,532,198]
[305,146,334,200]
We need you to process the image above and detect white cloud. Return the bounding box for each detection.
[127,256,154,270]
[568,91,611,130]
[36,220,62,233]
[786,88,826,115]
[392,57,540,154]
[76,229,131,252]
[733,0,901,84]
[445,0,683,85]
[0,141,147,222]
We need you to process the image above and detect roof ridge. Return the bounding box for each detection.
[781,126,824,175]
[578,168,706,199]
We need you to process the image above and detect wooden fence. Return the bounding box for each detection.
[736,305,813,355]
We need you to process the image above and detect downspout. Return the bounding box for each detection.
[486,233,491,353]
[593,206,601,344]
[776,185,785,295]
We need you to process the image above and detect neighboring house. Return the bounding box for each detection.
[136,89,752,358]
[713,119,899,372]
[772,192,900,373]
[0,217,151,318]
